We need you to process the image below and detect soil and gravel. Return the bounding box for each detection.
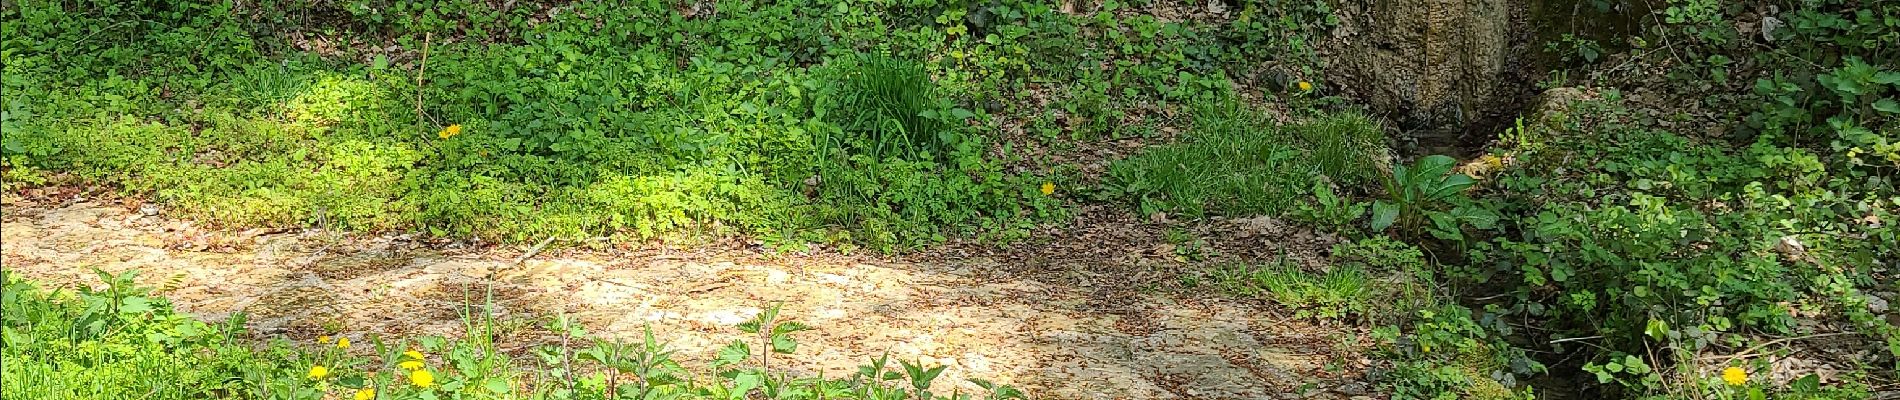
[1,192,1375,400]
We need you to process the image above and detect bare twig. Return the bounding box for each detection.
[1469,293,1514,301]
[415,32,434,125]
[1548,335,1604,344]
[511,236,558,267]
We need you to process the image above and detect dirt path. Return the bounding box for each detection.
[1,199,1372,399]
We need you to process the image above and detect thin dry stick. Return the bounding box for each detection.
[415,32,435,125]
[1548,335,1604,344]
[511,236,558,267]
[1704,332,1860,364]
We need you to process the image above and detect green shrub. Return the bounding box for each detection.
[1374,305,1540,400]
[1370,155,1498,244]
[1472,94,1900,396]
[1,270,262,399]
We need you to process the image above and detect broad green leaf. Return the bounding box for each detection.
[1412,155,1458,181]
[1550,264,1571,282]
[120,297,153,314]
[728,371,762,400]
[913,365,947,390]
[1874,71,1900,85]
[1430,174,1478,198]
[713,340,750,368]
[1873,98,1900,114]
[1371,201,1399,231]
[1644,319,1670,340]
[1427,226,1464,242]
[771,333,798,354]
[1450,206,1498,229]
[1429,212,1458,233]
[484,378,511,393]
[771,321,812,335]
[1623,355,1649,373]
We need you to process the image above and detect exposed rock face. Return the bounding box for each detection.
[1325,0,1513,129]
[1528,86,1586,129]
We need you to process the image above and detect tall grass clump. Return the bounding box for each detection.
[1295,111,1387,189]
[822,54,957,162]
[1106,96,1389,217]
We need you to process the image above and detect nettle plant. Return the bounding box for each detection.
[707,303,1026,400]
[1371,155,1498,243]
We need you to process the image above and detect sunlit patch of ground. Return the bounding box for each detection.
[1,199,1371,399]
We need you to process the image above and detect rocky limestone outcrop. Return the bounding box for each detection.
[1324,0,1514,130]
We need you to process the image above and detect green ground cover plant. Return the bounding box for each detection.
[0,0,1080,250]
[0,271,1024,400]
[1442,1,1900,398]
[5,0,1898,399]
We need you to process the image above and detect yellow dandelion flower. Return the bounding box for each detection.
[1040,182,1055,196]
[409,369,436,388]
[399,360,425,371]
[318,335,331,344]
[1721,367,1748,386]
[404,350,426,360]
[353,388,376,400]
[336,337,350,350]
[1297,81,1313,92]
[437,124,464,139]
[307,365,330,380]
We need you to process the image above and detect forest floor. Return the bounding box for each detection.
[1,190,1378,399]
